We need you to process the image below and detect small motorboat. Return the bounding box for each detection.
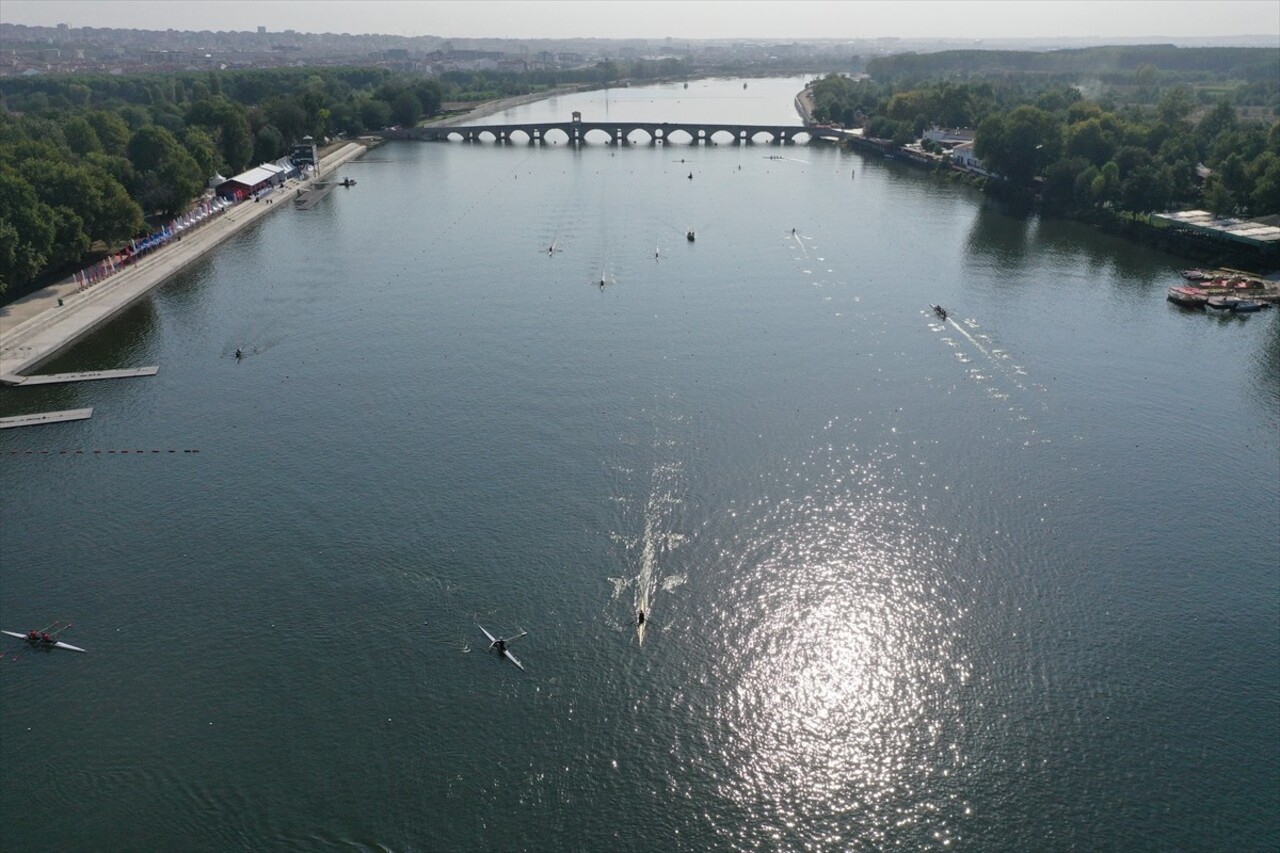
[932,304,947,321]
[1206,296,1238,310]
[339,178,357,187]
[1231,300,1265,313]
[686,230,696,242]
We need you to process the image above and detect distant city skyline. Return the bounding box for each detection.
[3,0,1279,41]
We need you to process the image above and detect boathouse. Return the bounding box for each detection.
[1152,210,1280,254]
[215,162,288,201]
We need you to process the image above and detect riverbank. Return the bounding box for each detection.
[425,86,589,127]
[795,85,816,124]
[841,140,1277,274]
[0,143,367,378]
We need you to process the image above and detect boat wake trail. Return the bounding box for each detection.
[608,421,689,644]
[938,314,1028,392]
[790,231,809,258]
[932,311,1052,446]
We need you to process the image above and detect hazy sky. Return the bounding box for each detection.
[3,0,1278,41]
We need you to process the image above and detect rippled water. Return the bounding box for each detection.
[2,77,1277,850]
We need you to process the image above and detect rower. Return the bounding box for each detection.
[40,632,54,645]
[494,638,506,653]
[234,348,243,359]
[27,629,38,643]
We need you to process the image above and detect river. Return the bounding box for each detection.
[2,76,1276,851]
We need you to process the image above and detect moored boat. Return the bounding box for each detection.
[1231,300,1265,313]
[1206,296,1238,310]
[1167,286,1208,308]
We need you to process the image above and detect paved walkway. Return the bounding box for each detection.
[0,144,367,377]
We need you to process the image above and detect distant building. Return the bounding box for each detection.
[290,136,317,167]
[949,141,987,174]
[1153,209,1280,251]
[215,163,286,200]
[923,127,976,148]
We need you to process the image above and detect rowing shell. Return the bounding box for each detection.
[2,630,87,653]
[477,624,525,671]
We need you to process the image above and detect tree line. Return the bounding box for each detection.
[810,47,1280,223]
[0,66,454,294]
[0,58,708,295]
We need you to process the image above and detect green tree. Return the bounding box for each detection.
[1073,165,1101,208]
[390,91,423,128]
[254,125,284,163]
[127,126,203,215]
[1156,86,1194,126]
[1119,165,1170,213]
[45,206,91,268]
[185,97,254,173]
[329,102,363,136]
[1217,152,1250,200]
[86,110,132,156]
[266,99,308,143]
[1065,118,1116,167]
[1250,156,1280,212]
[119,104,151,132]
[1041,156,1092,212]
[0,167,57,291]
[360,99,393,131]
[975,105,1062,185]
[62,116,102,156]
[1201,174,1235,214]
[20,159,143,244]
[414,79,443,116]
[1196,100,1238,146]
[1091,161,1121,205]
[181,127,219,181]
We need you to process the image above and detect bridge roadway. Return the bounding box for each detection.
[385,121,829,146]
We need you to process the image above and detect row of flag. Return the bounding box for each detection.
[73,196,234,290]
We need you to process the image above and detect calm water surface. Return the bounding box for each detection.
[2,77,1277,851]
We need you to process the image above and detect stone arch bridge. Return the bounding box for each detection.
[383,121,830,146]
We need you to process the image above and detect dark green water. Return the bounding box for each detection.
[2,78,1277,851]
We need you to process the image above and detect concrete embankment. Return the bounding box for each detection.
[426,87,587,127]
[0,143,366,377]
[794,85,816,125]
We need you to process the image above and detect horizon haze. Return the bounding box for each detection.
[3,0,1279,42]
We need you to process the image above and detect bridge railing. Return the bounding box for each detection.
[385,122,823,145]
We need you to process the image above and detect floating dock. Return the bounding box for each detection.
[0,144,367,378]
[1,366,159,387]
[294,182,340,210]
[0,408,93,429]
